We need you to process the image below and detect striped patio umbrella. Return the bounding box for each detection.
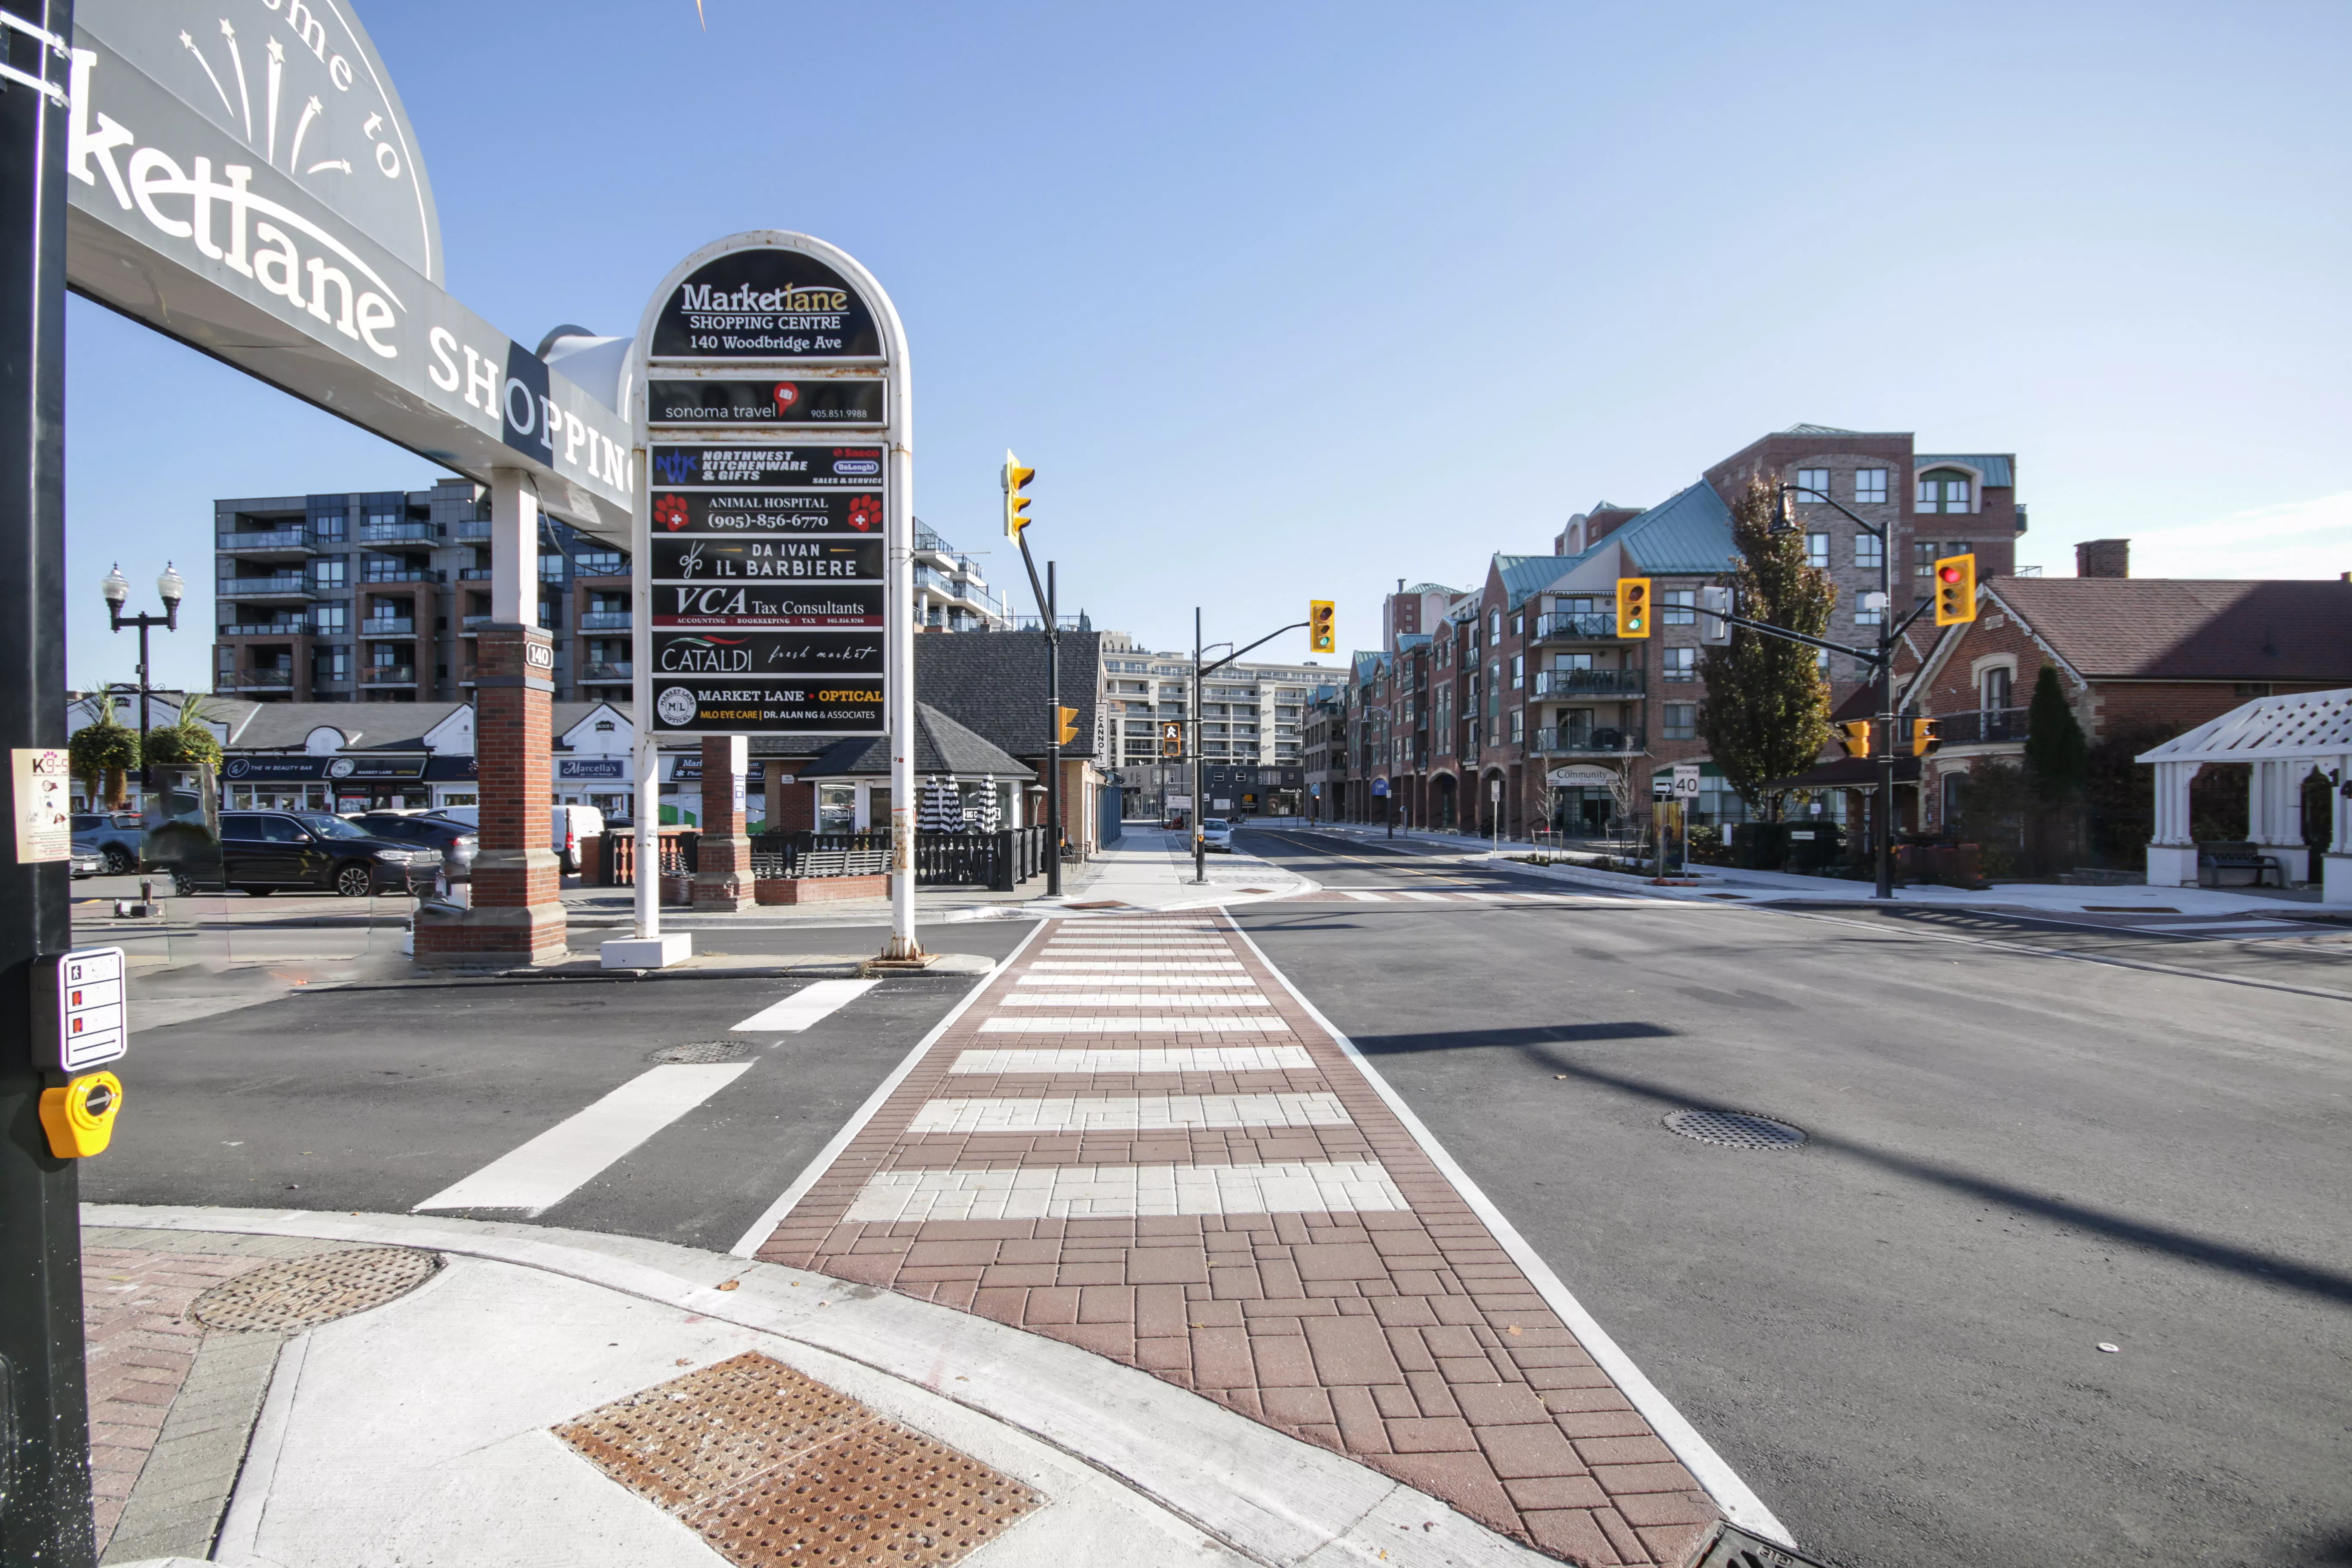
[918,775,965,833]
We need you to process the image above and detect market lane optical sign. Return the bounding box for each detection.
[635,236,906,737]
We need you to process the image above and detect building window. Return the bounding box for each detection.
[1806,533,1830,569]
[313,558,347,588]
[311,602,347,634]
[1854,533,1883,570]
[1510,613,1523,638]
[1917,470,1973,513]
[1815,648,1830,674]
[1981,667,2012,710]
[1663,647,1696,682]
[1663,702,1696,739]
[1914,541,1943,578]
[1510,710,1524,744]
[1663,589,1695,625]
[1855,596,1882,626]
[539,554,567,583]
[1510,655,1523,690]
[576,549,623,576]
[1856,468,1888,504]
[1795,468,1829,502]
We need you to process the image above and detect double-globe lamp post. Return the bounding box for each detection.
[100,561,185,800]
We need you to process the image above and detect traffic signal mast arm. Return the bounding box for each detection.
[1200,621,1310,677]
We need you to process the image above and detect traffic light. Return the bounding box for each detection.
[1309,600,1335,653]
[1159,720,1184,758]
[1615,577,1651,638]
[1909,717,1941,757]
[1933,552,1976,625]
[1697,585,1731,646]
[1002,450,1035,542]
[1056,705,1079,746]
[1837,720,1871,759]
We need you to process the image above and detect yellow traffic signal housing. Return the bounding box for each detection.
[1002,450,1036,542]
[1159,720,1184,758]
[1933,552,1977,625]
[1837,720,1872,759]
[1309,600,1335,654]
[1910,717,1941,757]
[1056,705,1080,746]
[1615,577,1652,638]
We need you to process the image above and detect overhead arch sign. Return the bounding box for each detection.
[62,0,632,537]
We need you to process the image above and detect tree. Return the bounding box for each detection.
[1696,477,1836,818]
[69,693,140,808]
[2022,665,2088,802]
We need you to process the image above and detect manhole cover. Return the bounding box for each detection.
[1663,1109,1807,1150]
[649,1040,749,1064]
[191,1247,441,1331]
[559,1353,1039,1567]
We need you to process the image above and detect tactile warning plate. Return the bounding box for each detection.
[557,1352,1041,1567]
[190,1247,441,1331]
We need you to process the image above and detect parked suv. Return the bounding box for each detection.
[424,805,604,875]
[150,811,439,897]
[346,812,479,879]
[70,812,144,875]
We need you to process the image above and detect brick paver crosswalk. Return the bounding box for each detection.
[753,912,1731,1565]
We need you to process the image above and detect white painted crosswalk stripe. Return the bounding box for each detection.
[1344,891,1391,902]
[413,1064,751,1216]
[1014,974,1260,988]
[949,1045,1317,1074]
[842,1159,1407,1222]
[1396,890,1449,901]
[909,1092,1351,1134]
[730,978,882,1032]
[1000,992,1274,1008]
[978,1015,1292,1033]
[1029,960,1247,972]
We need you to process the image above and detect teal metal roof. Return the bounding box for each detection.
[1610,481,1739,576]
[1917,453,2015,487]
[1496,553,1564,609]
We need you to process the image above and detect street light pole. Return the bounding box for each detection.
[101,562,183,800]
[1193,608,1205,885]
[1045,562,1061,897]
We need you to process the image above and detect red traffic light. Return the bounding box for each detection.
[1938,564,1964,584]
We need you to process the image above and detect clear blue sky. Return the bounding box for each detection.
[66,0,2352,692]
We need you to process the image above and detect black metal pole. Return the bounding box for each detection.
[1192,609,1204,884]
[1045,563,1061,897]
[1,1,95,1559]
[135,619,149,796]
[1876,524,1895,900]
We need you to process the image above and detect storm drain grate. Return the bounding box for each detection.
[649,1040,751,1064]
[1663,1109,1807,1150]
[190,1247,440,1331]
[557,1352,1041,1567]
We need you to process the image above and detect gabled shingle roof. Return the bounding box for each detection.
[913,631,1102,761]
[798,703,1033,780]
[219,701,468,752]
[1994,578,2352,683]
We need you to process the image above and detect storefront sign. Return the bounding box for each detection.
[557,758,627,780]
[638,235,904,740]
[222,756,327,781]
[1547,765,1616,786]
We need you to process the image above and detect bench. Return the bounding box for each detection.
[789,847,889,879]
[2198,841,2288,889]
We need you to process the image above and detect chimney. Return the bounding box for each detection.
[2076,539,2129,579]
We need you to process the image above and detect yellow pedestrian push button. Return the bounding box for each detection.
[41,1071,123,1158]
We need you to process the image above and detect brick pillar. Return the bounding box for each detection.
[694,733,753,912]
[415,623,567,965]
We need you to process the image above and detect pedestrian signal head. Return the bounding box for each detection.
[1309,600,1335,653]
[1933,553,1977,625]
[1159,721,1184,759]
[1002,450,1036,542]
[1615,578,1651,639]
[1056,705,1079,746]
[1837,720,1872,759]
[1910,717,1941,757]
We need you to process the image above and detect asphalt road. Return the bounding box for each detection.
[1231,826,2352,1568]
[88,918,1035,1254]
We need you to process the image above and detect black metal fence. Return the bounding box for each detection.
[600,826,1050,892]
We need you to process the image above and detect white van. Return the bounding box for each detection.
[425,805,604,875]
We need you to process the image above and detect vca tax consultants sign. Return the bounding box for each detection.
[63,0,631,536]
[633,236,910,738]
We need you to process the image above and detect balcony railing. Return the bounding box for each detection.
[458,567,493,580]
[1532,726,1645,755]
[216,527,313,553]
[364,665,416,686]
[222,574,313,598]
[361,566,440,583]
[237,668,294,689]
[217,622,310,638]
[360,617,416,637]
[459,615,490,633]
[1532,611,1619,642]
[578,611,631,630]
[579,662,633,682]
[358,521,439,544]
[1533,668,1645,697]
[1932,706,2030,746]
[453,518,492,540]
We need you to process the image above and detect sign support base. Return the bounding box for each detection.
[603,934,692,969]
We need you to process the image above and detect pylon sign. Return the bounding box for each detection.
[634,235,907,738]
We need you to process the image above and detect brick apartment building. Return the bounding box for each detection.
[1336,424,2027,839]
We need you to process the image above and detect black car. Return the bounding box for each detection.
[147,810,440,897]
[346,812,479,878]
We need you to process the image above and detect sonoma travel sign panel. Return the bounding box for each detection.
[637,241,900,737]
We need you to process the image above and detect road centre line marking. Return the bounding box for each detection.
[1220,918,1795,1547]
[729,919,1054,1256]
[999,992,1275,1008]
[977,1016,1292,1033]
[841,1159,1406,1223]
[414,1064,753,1217]
[909,1092,1352,1134]
[949,1045,1317,1074]
[730,978,882,1033]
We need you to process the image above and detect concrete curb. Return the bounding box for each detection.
[84,1204,1563,1568]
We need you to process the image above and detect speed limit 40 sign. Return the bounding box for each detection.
[1671,764,1702,799]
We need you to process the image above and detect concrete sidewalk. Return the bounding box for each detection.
[82,1207,1583,1568]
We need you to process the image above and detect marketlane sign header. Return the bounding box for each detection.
[64,0,632,538]
[649,250,883,361]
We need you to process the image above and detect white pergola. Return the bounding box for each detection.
[2136,688,2352,899]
